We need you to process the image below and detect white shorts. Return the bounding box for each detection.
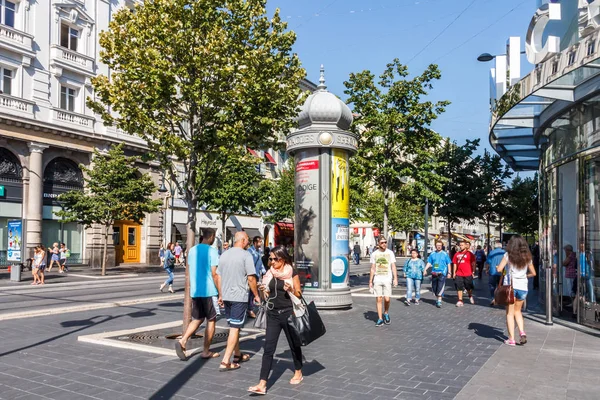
[373,281,392,297]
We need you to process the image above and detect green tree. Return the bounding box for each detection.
[257,163,295,224]
[56,145,161,276]
[505,174,539,240]
[434,139,484,251]
[363,188,424,240]
[199,150,262,241]
[344,59,449,237]
[478,150,512,250]
[89,0,305,326]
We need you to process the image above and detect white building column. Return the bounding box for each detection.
[26,142,48,254]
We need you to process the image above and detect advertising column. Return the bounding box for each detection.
[331,149,349,288]
[7,219,22,262]
[294,149,320,288]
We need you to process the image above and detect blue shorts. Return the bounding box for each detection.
[224,301,247,329]
[514,289,528,301]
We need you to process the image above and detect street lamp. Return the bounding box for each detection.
[158,173,169,246]
[477,50,526,62]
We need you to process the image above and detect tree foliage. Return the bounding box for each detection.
[56,145,161,275]
[505,174,539,239]
[257,163,295,224]
[344,59,450,236]
[363,188,424,236]
[89,0,305,327]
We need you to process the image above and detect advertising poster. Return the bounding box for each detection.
[7,220,22,262]
[295,150,320,288]
[331,149,350,288]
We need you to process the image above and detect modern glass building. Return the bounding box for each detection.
[490,1,600,329]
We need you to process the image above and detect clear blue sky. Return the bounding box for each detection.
[267,0,537,154]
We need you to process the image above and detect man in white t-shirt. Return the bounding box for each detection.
[369,237,398,327]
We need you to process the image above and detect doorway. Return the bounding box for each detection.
[113,221,141,264]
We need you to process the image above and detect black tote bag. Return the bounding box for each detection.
[287,297,326,347]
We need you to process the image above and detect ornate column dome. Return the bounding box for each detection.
[297,65,353,130]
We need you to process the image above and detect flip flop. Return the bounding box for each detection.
[174,341,187,361]
[290,376,304,385]
[200,351,220,359]
[247,386,267,395]
[219,362,240,372]
[233,353,250,363]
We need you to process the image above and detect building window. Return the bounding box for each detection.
[60,23,79,52]
[551,61,558,75]
[0,1,16,28]
[588,41,596,56]
[568,51,576,66]
[60,86,76,112]
[0,67,12,95]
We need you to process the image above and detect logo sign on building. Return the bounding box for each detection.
[331,149,350,289]
[0,185,5,197]
[295,150,320,288]
[7,220,22,262]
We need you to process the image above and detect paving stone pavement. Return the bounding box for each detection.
[0,278,544,400]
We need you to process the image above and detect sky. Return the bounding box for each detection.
[266,0,538,156]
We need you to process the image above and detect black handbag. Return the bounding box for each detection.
[287,297,326,347]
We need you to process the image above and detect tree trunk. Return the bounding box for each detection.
[499,217,503,244]
[383,189,389,239]
[102,225,109,276]
[182,154,198,334]
[486,217,491,253]
[221,211,227,246]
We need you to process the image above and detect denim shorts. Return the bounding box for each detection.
[514,289,528,301]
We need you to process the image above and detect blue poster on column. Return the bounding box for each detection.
[331,218,349,288]
[7,220,22,262]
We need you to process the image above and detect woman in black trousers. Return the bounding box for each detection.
[248,245,303,395]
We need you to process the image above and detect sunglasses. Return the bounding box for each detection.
[380,241,387,244]
[269,257,280,261]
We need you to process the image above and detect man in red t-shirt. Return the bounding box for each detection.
[451,240,476,307]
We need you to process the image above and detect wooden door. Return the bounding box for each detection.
[113,221,140,264]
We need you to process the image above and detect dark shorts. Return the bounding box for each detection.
[191,297,217,321]
[224,301,248,329]
[60,258,67,266]
[455,275,474,291]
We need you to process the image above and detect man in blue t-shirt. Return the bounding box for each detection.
[425,240,452,308]
[485,242,505,306]
[175,228,221,361]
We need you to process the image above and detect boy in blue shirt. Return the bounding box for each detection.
[425,240,452,308]
[484,242,505,306]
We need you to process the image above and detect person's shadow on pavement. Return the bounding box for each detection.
[363,311,379,322]
[468,322,505,342]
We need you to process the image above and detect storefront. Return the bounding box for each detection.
[0,147,23,266]
[489,1,600,329]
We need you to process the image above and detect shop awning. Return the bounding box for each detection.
[264,152,277,164]
[247,148,258,157]
[452,232,469,242]
[226,226,263,240]
[173,223,188,235]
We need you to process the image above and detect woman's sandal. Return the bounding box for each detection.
[233,353,250,363]
[174,341,186,361]
[219,362,240,372]
[504,339,516,346]
[520,332,527,345]
[247,385,267,395]
[289,376,304,385]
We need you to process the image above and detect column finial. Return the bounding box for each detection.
[318,64,327,91]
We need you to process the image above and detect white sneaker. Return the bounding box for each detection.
[469,296,475,304]
[168,285,175,293]
[160,283,166,292]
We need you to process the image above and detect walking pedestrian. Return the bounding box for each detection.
[475,245,486,279]
[175,228,221,361]
[174,241,183,265]
[217,231,260,371]
[59,243,69,273]
[425,240,452,308]
[369,237,398,326]
[247,246,303,395]
[222,241,230,253]
[159,243,165,266]
[451,240,476,307]
[31,246,44,285]
[47,242,60,272]
[37,245,46,285]
[160,242,176,293]
[353,242,361,265]
[485,242,505,306]
[404,249,426,305]
[496,235,536,346]
[247,236,266,319]
[562,244,578,317]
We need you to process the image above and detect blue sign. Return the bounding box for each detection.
[7,220,22,262]
[331,218,349,288]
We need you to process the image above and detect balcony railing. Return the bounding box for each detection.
[0,93,34,114]
[0,24,33,49]
[53,108,95,129]
[50,45,95,74]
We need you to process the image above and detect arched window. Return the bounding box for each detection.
[0,147,22,181]
[43,157,83,189]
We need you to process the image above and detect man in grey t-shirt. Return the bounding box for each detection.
[217,231,259,371]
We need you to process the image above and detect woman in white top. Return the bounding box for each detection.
[497,235,536,346]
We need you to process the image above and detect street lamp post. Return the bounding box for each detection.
[158,173,168,246]
[424,197,429,260]
[476,50,526,62]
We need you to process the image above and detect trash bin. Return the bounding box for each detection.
[10,263,21,282]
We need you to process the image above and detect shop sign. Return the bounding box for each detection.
[0,185,4,196]
[7,220,22,262]
[353,227,359,234]
[373,228,380,237]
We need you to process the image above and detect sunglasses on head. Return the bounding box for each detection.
[269,257,280,261]
[380,241,387,244]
